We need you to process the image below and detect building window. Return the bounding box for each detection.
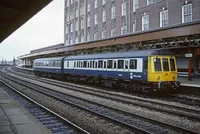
[160,10,168,27]
[133,0,139,12]
[94,32,98,40]
[70,36,73,45]
[87,33,90,41]
[102,0,106,5]
[94,13,98,25]
[102,10,106,22]
[121,25,127,35]
[65,25,69,34]
[81,35,84,42]
[87,3,91,12]
[66,0,69,6]
[95,0,98,8]
[70,13,74,21]
[75,9,78,17]
[182,4,192,23]
[142,14,149,31]
[71,0,73,5]
[102,30,106,39]
[80,6,85,16]
[147,0,153,5]
[65,39,69,45]
[87,15,90,27]
[75,20,78,31]
[70,23,73,33]
[81,19,84,29]
[75,36,78,43]
[111,5,115,19]
[111,28,116,37]
[133,21,136,32]
[121,1,126,16]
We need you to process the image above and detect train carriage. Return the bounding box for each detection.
[33,50,180,94]
[33,57,64,77]
[63,50,180,93]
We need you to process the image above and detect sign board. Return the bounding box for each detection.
[185,53,193,57]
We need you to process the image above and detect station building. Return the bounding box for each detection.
[64,0,200,46]
[19,0,200,78]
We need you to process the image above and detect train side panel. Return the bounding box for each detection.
[63,57,148,82]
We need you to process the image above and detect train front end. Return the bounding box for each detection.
[148,56,180,94]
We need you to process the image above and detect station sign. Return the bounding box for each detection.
[185,53,193,57]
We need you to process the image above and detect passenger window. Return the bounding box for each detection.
[74,61,76,68]
[103,61,107,69]
[118,60,124,69]
[87,61,90,68]
[95,61,98,68]
[83,61,87,68]
[154,58,162,71]
[130,60,137,69]
[90,61,93,68]
[162,58,169,71]
[81,61,83,68]
[55,61,57,67]
[98,60,103,68]
[107,60,113,69]
[125,60,129,69]
[79,61,81,68]
[77,61,79,68]
[170,58,175,71]
[93,61,95,68]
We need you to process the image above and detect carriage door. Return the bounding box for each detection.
[103,60,107,77]
[124,59,129,79]
[143,59,148,82]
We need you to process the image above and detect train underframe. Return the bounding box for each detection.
[34,71,181,95]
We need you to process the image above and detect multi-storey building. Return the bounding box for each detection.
[64,0,200,46]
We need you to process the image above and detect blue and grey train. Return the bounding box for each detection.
[33,50,180,94]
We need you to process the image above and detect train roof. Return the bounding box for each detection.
[65,49,172,60]
[34,56,65,62]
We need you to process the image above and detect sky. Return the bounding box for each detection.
[0,0,64,61]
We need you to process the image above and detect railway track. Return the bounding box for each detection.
[1,67,200,133]
[9,67,200,121]
[0,81,89,134]
[13,66,200,107]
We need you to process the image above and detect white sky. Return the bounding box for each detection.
[0,0,64,61]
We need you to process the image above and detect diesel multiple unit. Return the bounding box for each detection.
[33,50,180,94]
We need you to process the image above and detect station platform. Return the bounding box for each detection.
[0,85,52,134]
[178,76,200,88]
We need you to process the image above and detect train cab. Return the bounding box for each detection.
[148,55,180,92]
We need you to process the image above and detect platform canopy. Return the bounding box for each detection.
[0,0,52,43]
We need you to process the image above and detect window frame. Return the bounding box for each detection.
[182,3,192,23]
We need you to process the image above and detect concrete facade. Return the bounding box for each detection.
[64,0,200,46]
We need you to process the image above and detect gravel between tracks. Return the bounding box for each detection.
[2,75,135,134]
[7,74,200,132]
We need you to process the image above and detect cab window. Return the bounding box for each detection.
[162,58,169,71]
[154,58,162,71]
[170,58,176,71]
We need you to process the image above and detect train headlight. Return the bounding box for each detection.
[157,76,160,80]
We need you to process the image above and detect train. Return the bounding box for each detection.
[33,50,181,94]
